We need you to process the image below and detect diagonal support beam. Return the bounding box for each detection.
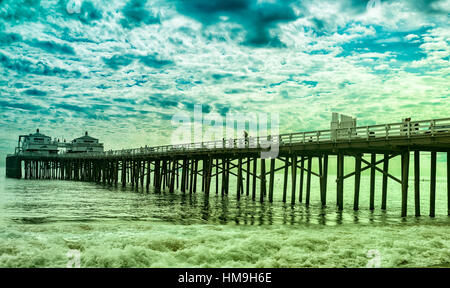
[343,153,400,183]
[276,157,319,177]
[360,157,402,184]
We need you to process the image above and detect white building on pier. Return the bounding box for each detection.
[20,129,59,155]
[67,131,104,153]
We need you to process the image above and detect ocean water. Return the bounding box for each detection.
[0,166,449,268]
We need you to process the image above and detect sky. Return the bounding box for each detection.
[0,0,449,160]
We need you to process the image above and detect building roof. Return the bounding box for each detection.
[73,131,99,141]
[28,129,51,139]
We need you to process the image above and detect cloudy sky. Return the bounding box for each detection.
[0,0,449,158]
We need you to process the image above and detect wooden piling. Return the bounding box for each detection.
[126,161,130,183]
[252,158,257,200]
[430,151,436,217]
[162,160,167,189]
[322,155,328,206]
[225,158,230,195]
[167,160,171,189]
[269,158,275,203]
[154,160,160,191]
[260,158,266,203]
[140,160,144,188]
[189,159,194,193]
[131,161,136,188]
[138,160,142,188]
[414,151,420,216]
[201,158,205,193]
[336,153,344,210]
[189,159,194,194]
[115,160,119,185]
[130,161,135,188]
[246,157,250,196]
[401,151,410,217]
[299,156,304,203]
[221,158,226,195]
[282,158,288,203]
[291,155,297,204]
[176,160,179,189]
[318,156,323,206]
[306,157,312,206]
[237,158,242,200]
[381,153,389,210]
[185,159,189,191]
[146,160,151,191]
[370,153,376,210]
[181,159,186,193]
[160,160,165,191]
[354,154,361,210]
[169,160,175,193]
[215,158,219,194]
[206,157,213,195]
[24,161,27,179]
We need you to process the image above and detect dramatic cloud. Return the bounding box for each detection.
[103,53,173,69]
[0,0,448,161]
[0,52,81,77]
[120,0,160,28]
[176,0,299,47]
[28,40,76,55]
[62,0,103,24]
[410,0,450,14]
[23,89,47,96]
[103,54,134,70]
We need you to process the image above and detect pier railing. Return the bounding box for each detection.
[24,117,450,158]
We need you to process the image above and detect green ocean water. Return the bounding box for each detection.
[0,162,449,268]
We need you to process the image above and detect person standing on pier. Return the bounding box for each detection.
[243,130,249,148]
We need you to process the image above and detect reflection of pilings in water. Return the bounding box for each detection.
[249,200,257,225]
[352,210,360,224]
[258,202,268,225]
[289,206,296,225]
[200,196,210,221]
[281,203,313,225]
[216,197,230,224]
[265,203,274,225]
[9,147,450,218]
[335,210,343,225]
[317,206,327,225]
[234,199,241,225]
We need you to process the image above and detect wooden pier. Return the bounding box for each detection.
[6,117,450,217]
